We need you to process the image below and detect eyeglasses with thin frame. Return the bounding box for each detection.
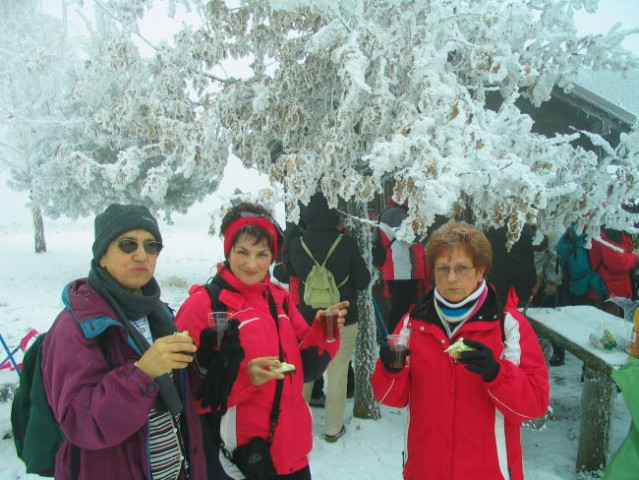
[113,238,163,256]
[434,265,475,278]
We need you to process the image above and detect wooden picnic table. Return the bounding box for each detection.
[524,306,633,474]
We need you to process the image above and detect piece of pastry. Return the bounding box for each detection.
[444,337,474,359]
[269,362,297,376]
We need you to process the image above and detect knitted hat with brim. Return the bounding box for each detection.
[92,204,162,261]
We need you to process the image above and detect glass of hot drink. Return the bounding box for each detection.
[319,310,339,343]
[387,331,411,368]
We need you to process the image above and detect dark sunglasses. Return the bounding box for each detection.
[114,238,163,255]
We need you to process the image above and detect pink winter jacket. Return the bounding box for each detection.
[176,267,340,477]
[371,287,549,480]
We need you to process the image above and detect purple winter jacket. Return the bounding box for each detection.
[41,279,207,480]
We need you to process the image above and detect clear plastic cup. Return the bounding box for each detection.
[207,311,232,348]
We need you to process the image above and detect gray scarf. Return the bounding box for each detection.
[88,260,183,417]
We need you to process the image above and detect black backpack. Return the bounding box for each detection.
[11,328,110,478]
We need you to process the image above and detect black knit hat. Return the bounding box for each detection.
[92,204,162,260]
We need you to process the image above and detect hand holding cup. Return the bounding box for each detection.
[315,301,348,342]
[386,333,411,369]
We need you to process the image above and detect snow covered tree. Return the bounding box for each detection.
[187,0,639,239]
[167,0,638,417]
[0,2,76,252]
[0,0,229,251]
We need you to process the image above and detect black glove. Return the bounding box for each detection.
[197,319,245,414]
[379,341,411,373]
[195,327,218,368]
[458,338,500,382]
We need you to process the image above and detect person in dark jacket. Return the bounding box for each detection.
[278,217,332,405]
[288,192,371,442]
[279,211,355,405]
[41,204,207,480]
[485,223,537,308]
[273,220,305,302]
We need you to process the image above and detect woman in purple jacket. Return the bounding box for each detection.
[41,204,207,480]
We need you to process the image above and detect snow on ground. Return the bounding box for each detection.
[0,173,633,480]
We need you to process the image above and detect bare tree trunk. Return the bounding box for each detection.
[347,199,381,420]
[32,203,46,253]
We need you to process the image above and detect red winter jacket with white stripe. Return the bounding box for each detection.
[371,287,549,480]
[376,204,426,281]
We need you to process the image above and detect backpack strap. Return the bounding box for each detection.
[323,235,343,266]
[204,278,224,312]
[95,330,113,369]
[326,236,350,287]
[266,293,285,443]
[300,238,320,266]
[205,274,290,318]
[301,235,343,267]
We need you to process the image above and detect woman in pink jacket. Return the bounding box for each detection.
[371,221,549,480]
[176,202,347,480]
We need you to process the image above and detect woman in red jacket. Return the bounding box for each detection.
[371,221,549,480]
[176,202,347,480]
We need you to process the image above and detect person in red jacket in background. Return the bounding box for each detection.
[374,198,428,332]
[371,221,549,480]
[589,227,639,317]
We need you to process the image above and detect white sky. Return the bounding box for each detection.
[573,0,639,54]
[43,1,639,55]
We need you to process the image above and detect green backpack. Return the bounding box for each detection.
[11,330,109,478]
[300,235,349,309]
[11,333,62,476]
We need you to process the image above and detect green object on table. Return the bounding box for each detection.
[604,357,639,479]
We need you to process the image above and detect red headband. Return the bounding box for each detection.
[223,216,280,258]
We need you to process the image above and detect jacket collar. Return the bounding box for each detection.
[62,279,123,337]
